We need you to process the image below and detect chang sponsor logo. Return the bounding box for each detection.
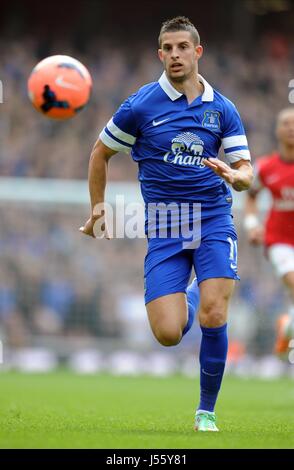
[163,132,205,167]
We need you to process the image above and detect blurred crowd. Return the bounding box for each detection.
[0,33,292,355]
[0,202,287,354]
[0,203,148,347]
[0,33,293,180]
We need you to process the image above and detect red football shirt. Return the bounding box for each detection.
[255,153,294,247]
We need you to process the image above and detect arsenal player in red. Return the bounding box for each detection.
[244,108,294,355]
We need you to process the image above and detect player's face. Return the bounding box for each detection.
[276,111,294,147]
[158,31,203,82]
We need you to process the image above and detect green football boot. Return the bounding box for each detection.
[194,411,219,432]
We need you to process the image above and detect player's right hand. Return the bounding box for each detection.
[247,226,264,245]
[79,214,110,239]
[79,217,96,238]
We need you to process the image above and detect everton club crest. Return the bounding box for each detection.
[202,111,220,130]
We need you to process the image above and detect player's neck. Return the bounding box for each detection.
[279,144,294,162]
[168,72,204,105]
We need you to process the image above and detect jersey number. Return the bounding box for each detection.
[227,236,238,270]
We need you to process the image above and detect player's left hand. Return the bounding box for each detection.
[203,158,238,185]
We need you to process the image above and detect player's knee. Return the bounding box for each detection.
[153,327,182,346]
[199,303,226,328]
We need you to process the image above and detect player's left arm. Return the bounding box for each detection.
[206,97,253,191]
[230,159,253,191]
[203,158,253,191]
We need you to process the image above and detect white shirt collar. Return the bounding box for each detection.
[158,71,214,102]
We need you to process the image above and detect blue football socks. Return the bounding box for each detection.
[198,323,228,412]
[183,278,199,336]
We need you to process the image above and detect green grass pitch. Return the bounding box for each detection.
[0,371,293,448]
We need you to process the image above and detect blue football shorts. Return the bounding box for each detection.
[144,214,239,304]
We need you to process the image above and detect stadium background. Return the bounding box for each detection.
[0,0,294,377]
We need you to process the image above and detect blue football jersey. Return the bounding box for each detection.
[99,72,251,219]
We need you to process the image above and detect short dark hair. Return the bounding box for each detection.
[158,16,200,47]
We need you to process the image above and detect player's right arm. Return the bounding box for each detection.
[80,95,138,238]
[243,163,264,245]
[79,139,117,238]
